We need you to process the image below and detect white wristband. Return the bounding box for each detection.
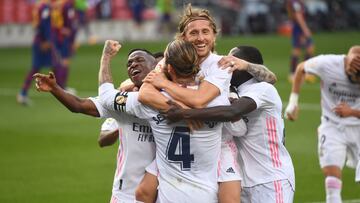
[288,92,299,106]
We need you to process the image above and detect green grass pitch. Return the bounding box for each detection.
[0,31,359,202]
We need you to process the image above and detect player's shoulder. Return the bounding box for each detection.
[202,53,222,67]
[308,54,345,66]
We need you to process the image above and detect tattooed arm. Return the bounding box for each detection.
[218,55,277,84]
[99,40,121,85]
[246,63,277,84]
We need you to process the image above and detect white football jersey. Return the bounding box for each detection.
[90,97,156,203]
[98,83,230,203]
[304,54,360,125]
[235,78,295,189]
[198,52,232,102]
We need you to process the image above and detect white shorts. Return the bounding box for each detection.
[317,117,360,171]
[241,180,294,203]
[217,139,242,182]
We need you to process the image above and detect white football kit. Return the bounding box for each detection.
[90,97,156,203]
[304,55,360,178]
[199,52,244,182]
[236,78,295,203]
[98,82,244,203]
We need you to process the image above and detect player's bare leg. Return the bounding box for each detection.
[289,48,301,83]
[322,165,342,203]
[135,172,158,203]
[218,181,241,203]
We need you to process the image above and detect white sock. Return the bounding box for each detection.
[325,176,342,203]
[356,162,360,183]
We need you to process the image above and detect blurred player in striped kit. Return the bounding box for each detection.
[286,0,316,83]
[52,0,78,92]
[17,0,62,105]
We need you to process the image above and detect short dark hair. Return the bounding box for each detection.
[152,51,164,59]
[127,48,153,57]
[231,46,264,65]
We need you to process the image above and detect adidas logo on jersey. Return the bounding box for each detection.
[226,167,235,174]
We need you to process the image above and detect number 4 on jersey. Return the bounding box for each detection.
[166,126,194,170]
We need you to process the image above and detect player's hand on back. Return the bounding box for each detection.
[32,72,57,92]
[102,40,121,59]
[218,55,249,73]
[162,100,203,132]
[143,70,168,89]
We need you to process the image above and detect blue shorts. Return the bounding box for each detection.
[55,37,73,58]
[32,43,53,69]
[292,24,313,48]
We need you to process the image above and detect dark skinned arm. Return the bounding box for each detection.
[164,97,257,122]
[33,72,100,117]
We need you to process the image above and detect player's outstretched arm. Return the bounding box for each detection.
[284,62,307,121]
[163,97,256,122]
[33,72,100,117]
[218,55,277,84]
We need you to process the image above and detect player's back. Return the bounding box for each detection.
[125,91,227,203]
[236,79,295,189]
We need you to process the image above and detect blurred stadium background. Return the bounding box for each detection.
[0,0,359,202]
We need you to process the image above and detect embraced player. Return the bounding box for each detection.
[285,45,360,203]
[163,45,295,203]
[97,39,247,202]
[137,4,277,203]
[33,41,158,203]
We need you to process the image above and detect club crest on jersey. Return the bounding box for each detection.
[114,92,128,112]
[116,95,126,104]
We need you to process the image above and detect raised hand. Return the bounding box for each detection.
[102,40,121,59]
[32,72,57,92]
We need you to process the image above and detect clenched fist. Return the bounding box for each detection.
[102,40,122,58]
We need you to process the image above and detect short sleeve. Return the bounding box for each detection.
[239,83,275,110]
[304,55,326,76]
[88,96,112,119]
[101,118,118,131]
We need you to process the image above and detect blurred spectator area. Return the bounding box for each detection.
[0,0,359,47]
